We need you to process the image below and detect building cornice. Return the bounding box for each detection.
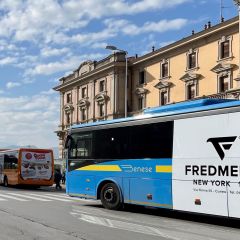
[154,81,173,89]
[211,62,236,73]
[132,16,238,66]
[180,73,202,82]
[53,61,126,91]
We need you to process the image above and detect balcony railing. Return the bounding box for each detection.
[207,90,240,100]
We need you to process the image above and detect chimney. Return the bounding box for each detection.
[204,24,207,30]
[192,30,195,35]
[135,54,138,58]
[208,21,211,28]
[152,46,155,52]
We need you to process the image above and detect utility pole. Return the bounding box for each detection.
[233,1,240,85]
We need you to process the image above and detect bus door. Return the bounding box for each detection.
[67,132,96,196]
[3,151,19,185]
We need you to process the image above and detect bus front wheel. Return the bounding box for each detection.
[3,176,8,187]
[100,183,122,210]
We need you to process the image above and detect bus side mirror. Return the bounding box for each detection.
[64,135,73,149]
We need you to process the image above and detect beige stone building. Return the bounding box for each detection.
[54,53,129,158]
[54,16,240,158]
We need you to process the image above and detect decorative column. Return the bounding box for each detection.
[60,92,64,128]
[72,86,78,124]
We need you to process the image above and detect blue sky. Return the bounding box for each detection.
[0,0,237,149]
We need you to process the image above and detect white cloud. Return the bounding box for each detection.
[47,17,188,46]
[0,56,17,65]
[40,89,57,95]
[0,43,21,51]
[41,47,71,57]
[14,55,39,69]
[6,82,21,89]
[0,93,59,147]
[0,0,191,80]
[50,28,117,46]
[0,0,190,42]
[25,53,105,76]
[0,0,25,10]
[105,18,188,36]
[91,42,108,49]
[0,0,195,149]
[62,0,191,18]
[25,57,81,76]
[71,29,116,44]
[199,1,207,4]
[159,41,175,47]
[21,78,35,84]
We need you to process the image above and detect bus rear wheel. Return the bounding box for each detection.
[3,176,8,187]
[100,183,122,210]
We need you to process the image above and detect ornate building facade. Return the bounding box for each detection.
[130,16,240,112]
[54,16,240,158]
[54,53,128,158]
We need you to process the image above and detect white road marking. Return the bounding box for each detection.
[7,193,52,201]
[44,193,72,199]
[71,208,131,221]
[0,193,29,201]
[48,193,97,202]
[70,208,180,240]
[28,193,73,202]
[70,212,79,215]
[0,191,95,203]
[77,213,180,240]
[71,209,102,215]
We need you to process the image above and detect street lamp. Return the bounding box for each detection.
[106,45,128,118]
[234,0,240,82]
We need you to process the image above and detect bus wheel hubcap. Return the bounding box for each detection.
[104,188,114,202]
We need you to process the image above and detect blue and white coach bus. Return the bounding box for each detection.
[64,99,240,218]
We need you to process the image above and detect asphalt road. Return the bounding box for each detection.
[0,185,239,240]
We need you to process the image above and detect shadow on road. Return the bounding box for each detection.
[84,203,240,229]
[1,184,239,229]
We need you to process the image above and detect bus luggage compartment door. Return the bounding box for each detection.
[67,172,96,198]
[129,178,172,208]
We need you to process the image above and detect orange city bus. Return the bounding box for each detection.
[0,148,54,187]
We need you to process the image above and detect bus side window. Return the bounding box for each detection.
[94,127,130,159]
[130,121,173,159]
[10,154,18,169]
[4,153,18,169]
[4,154,10,169]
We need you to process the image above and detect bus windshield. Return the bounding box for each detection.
[69,132,93,159]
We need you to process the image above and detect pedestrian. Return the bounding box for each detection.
[54,169,62,190]
[62,171,66,184]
